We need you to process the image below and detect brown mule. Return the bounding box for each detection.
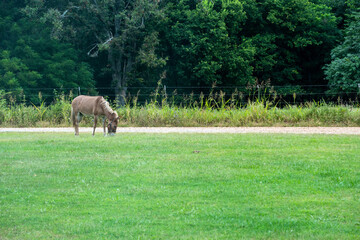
[71,95,119,136]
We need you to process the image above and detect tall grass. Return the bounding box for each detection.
[117,84,360,127]
[0,91,91,127]
[0,89,359,127]
[118,100,360,127]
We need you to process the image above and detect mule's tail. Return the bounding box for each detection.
[71,107,76,126]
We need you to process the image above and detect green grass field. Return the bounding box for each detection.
[0,133,359,239]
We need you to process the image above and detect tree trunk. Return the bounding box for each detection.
[115,64,127,107]
[109,48,128,107]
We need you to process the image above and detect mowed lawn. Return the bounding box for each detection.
[0,133,359,239]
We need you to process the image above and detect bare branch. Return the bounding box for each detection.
[103,36,114,46]
[87,33,113,57]
[61,6,80,18]
[87,44,99,57]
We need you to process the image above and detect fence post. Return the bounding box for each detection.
[78,87,81,96]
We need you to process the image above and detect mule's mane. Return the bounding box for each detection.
[100,98,115,115]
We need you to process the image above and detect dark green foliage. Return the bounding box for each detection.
[0,0,357,103]
[325,11,360,94]
[0,0,95,103]
[245,0,339,85]
[164,0,254,87]
[162,0,340,89]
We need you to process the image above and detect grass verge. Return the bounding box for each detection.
[0,133,359,239]
[1,99,360,127]
[1,90,360,127]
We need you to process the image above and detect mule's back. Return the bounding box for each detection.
[72,95,104,115]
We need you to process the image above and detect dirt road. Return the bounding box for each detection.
[1,127,360,135]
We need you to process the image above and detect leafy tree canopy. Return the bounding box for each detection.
[0,0,357,102]
[325,11,360,94]
[0,0,95,103]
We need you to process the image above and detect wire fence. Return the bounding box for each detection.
[1,85,360,106]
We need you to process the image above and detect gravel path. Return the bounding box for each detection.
[1,127,360,135]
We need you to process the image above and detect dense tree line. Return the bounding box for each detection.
[0,0,359,104]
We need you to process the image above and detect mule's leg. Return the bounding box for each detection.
[77,113,83,122]
[74,113,82,136]
[71,108,80,136]
[102,117,106,136]
[73,112,80,136]
[93,115,98,136]
[71,107,78,136]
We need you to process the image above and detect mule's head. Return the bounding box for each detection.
[108,113,119,136]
